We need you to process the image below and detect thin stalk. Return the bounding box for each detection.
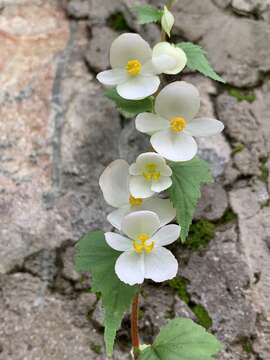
[131,293,140,359]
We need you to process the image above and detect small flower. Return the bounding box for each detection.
[96,33,160,100]
[161,6,174,38]
[96,33,186,100]
[105,211,180,285]
[135,81,224,162]
[129,152,172,199]
[152,42,187,75]
[99,159,176,230]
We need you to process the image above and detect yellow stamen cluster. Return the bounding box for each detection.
[126,59,142,76]
[133,233,154,254]
[143,163,161,181]
[170,116,187,132]
[129,195,143,207]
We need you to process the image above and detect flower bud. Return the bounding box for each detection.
[161,6,174,38]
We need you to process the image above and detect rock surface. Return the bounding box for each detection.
[0,0,269,359]
[169,0,270,87]
[0,273,101,360]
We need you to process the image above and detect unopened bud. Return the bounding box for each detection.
[161,6,174,38]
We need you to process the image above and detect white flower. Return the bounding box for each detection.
[99,159,176,230]
[161,6,174,38]
[105,211,180,285]
[135,81,224,162]
[96,33,184,100]
[152,42,187,75]
[129,152,172,199]
[96,33,160,100]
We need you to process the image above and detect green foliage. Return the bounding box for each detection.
[107,12,130,31]
[227,87,256,103]
[168,276,190,304]
[185,220,216,250]
[105,88,154,117]
[168,157,213,242]
[241,338,253,353]
[75,231,138,356]
[240,337,263,359]
[193,305,213,330]
[232,143,245,155]
[139,318,222,360]
[90,342,102,355]
[177,42,225,83]
[216,208,237,225]
[168,277,212,329]
[259,158,269,183]
[133,5,163,24]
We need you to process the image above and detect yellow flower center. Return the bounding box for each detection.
[133,233,154,254]
[126,59,142,76]
[129,195,143,207]
[143,163,161,181]
[170,116,187,132]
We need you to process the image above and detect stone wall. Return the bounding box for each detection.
[0,0,269,359]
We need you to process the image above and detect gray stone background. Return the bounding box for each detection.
[0,0,270,359]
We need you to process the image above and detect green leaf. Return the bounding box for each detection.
[177,42,225,83]
[139,318,222,360]
[168,157,213,242]
[75,231,138,356]
[133,5,163,24]
[105,88,154,116]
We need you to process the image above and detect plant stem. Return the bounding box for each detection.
[166,0,176,11]
[160,0,176,41]
[131,293,140,358]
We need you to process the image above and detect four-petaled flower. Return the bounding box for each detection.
[129,152,172,199]
[96,33,186,100]
[99,159,176,230]
[105,211,180,285]
[135,81,224,161]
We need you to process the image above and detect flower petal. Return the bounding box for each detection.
[107,206,130,230]
[151,129,198,162]
[117,75,160,100]
[185,118,224,137]
[152,42,187,75]
[151,54,177,74]
[129,163,140,176]
[129,175,154,199]
[144,247,178,282]
[121,211,160,239]
[141,198,176,226]
[135,113,169,135]
[96,69,127,86]
[135,152,167,172]
[105,232,132,251]
[155,81,200,121]
[99,159,130,207]
[141,59,158,75]
[150,176,172,193]
[152,224,180,246]
[115,251,145,285]
[110,33,152,68]
[160,165,172,176]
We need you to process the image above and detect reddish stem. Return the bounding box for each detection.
[131,293,140,355]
